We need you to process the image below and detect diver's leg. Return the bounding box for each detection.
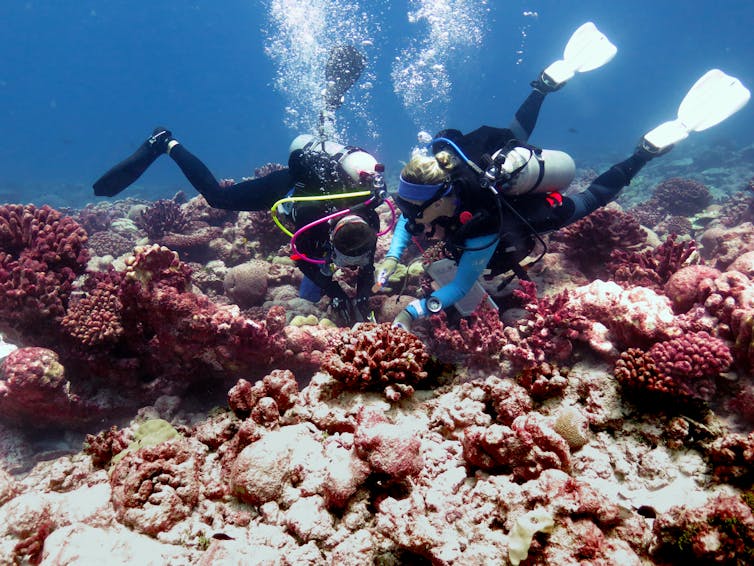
[92,128,172,197]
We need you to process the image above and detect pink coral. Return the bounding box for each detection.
[664,264,722,314]
[227,370,299,426]
[110,438,203,537]
[0,204,89,335]
[566,280,682,355]
[354,408,423,479]
[321,323,431,400]
[481,376,533,426]
[0,347,88,428]
[614,331,732,404]
[462,412,571,482]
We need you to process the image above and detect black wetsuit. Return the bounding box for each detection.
[94,139,379,306]
[431,89,652,275]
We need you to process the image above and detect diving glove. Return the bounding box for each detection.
[392,309,414,331]
[372,257,398,292]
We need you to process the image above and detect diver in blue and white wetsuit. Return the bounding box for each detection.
[379,23,749,331]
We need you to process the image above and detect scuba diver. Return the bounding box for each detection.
[378,22,750,331]
[92,45,392,324]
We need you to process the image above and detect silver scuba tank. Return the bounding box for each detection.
[289,134,378,183]
[492,146,576,196]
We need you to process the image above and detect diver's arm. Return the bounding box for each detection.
[403,234,498,320]
[385,215,413,260]
[168,143,293,211]
[355,260,376,299]
[296,260,349,302]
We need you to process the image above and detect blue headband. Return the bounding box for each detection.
[397,175,448,201]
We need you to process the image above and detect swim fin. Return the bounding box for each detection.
[542,22,617,87]
[643,69,751,151]
[324,44,366,111]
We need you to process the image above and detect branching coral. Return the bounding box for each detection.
[321,323,431,400]
[83,426,132,468]
[505,280,590,377]
[608,234,698,292]
[426,303,507,371]
[227,370,299,426]
[136,199,189,240]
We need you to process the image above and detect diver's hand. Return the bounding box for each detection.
[331,296,354,326]
[351,296,372,323]
[372,257,398,293]
[392,309,414,331]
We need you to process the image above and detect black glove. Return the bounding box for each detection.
[351,296,371,323]
[331,296,355,326]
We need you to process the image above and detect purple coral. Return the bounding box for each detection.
[462,412,571,482]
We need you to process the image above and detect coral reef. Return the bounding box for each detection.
[6,163,754,564]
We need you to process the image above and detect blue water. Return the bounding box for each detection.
[1,0,752,209]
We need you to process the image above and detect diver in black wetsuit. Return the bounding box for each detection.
[92,46,385,324]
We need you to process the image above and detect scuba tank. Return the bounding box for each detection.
[485,146,575,196]
[289,134,378,185]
